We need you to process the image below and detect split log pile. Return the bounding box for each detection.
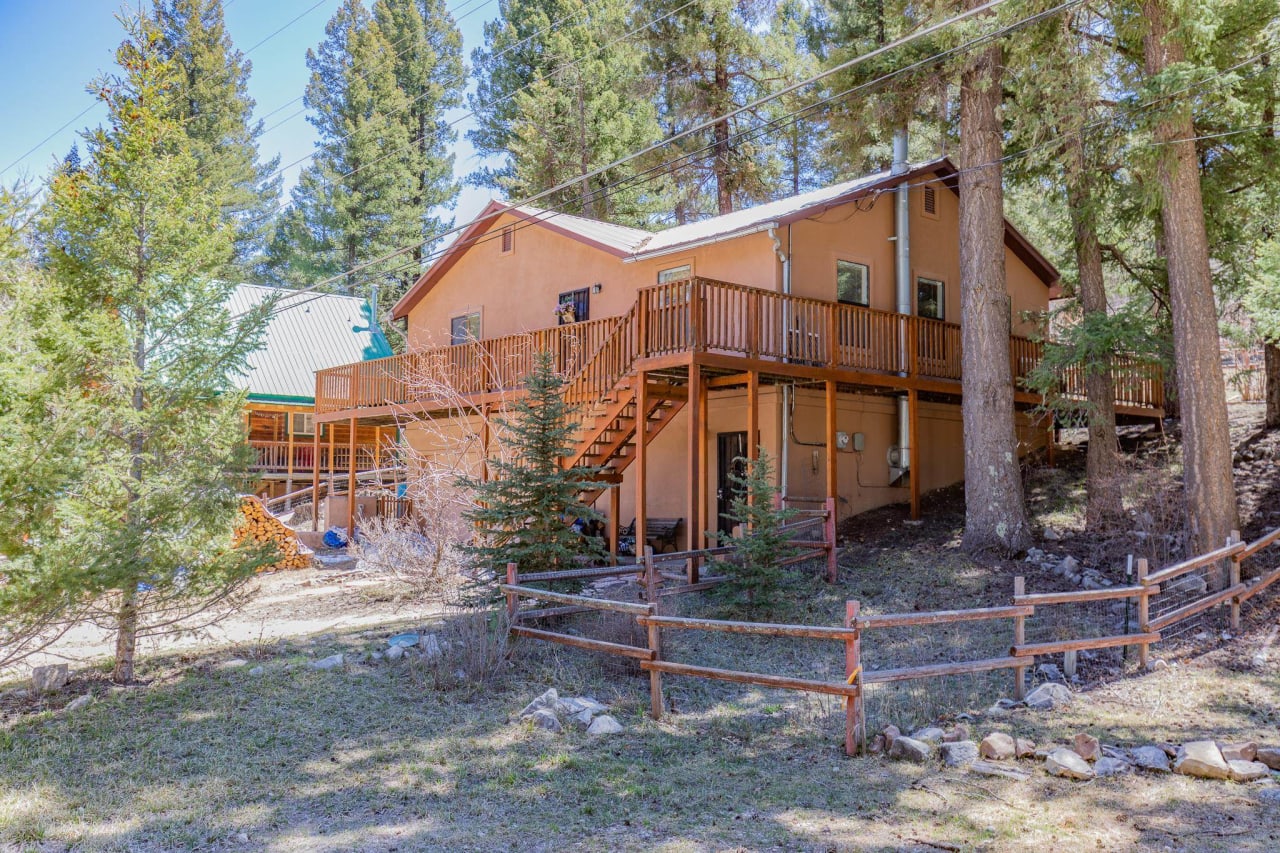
[236,495,313,571]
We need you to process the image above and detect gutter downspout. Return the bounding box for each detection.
[770,224,793,506]
[891,129,912,483]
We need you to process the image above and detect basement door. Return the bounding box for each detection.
[716,431,749,536]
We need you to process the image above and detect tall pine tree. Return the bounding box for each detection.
[26,13,273,683]
[154,0,280,271]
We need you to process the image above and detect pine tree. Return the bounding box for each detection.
[154,0,281,270]
[711,450,797,613]
[21,13,273,683]
[269,0,462,308]
[469,0,664,224]
[461,350,605,577]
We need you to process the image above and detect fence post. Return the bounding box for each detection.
[844,600,863,756]
[505,562,518,626]
[825,496,838,584]
[1136,557,1150,669]
[1013,576,1026,701]
[1229,529,1242,633]
[644,548,663,720]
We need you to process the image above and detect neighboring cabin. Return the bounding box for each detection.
[314,159,1163,550]
[229,284,394,500]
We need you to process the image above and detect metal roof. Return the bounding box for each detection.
[228,284,393,404]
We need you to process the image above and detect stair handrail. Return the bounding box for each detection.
[563,303,638,408]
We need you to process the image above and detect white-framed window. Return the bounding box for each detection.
[836,260,870,307]
[450,311,481,345]
[657,263,692,284]
[291,412,315,436]
[917,277,945,320]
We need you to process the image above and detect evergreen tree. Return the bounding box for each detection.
[154,0,281,270]
[711,450,797,613]
[461,350,605,577]
[18,14,273,683]
[469,0,665,224]
[269,0,463,311]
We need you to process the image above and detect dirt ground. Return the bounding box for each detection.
[3,403,1280,851]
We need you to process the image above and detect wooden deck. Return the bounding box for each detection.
[315,278,1164,424]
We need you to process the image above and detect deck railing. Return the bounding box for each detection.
[249,440,383,474]
[315,277,1163,416]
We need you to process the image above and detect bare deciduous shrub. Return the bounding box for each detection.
[405,607,510,690]
[350,515,469,602]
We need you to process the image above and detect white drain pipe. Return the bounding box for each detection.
[892,129,912,482]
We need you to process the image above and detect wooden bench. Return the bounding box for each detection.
[618,517,684,555]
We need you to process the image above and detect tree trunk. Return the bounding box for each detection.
[1266,343,1280,428]
[1065,138,1122,528]
[113,590,139,684]
[712,16,732,215]
[957,37,1033,555]
[1143,1,1239,581]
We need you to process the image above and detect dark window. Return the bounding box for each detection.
[501,226,513,253]
[917,277,944,320]
[450,312,480,344]
[657,264,691,284]
[836,260,870,306]
[557,288,589,324]
[923,185,938,216]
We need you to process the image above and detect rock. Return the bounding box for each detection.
[30,664,69,694]
[1258,788,1280,805]
[385,645,405,662]
[344,653,366,665]
[1043,528,1061,541]
[1024,682,1073,710]
[518,688,559,720]
[222,659,248,669]
[586,715,624,735]
[1061,556,1081,574]
[556,696,608,717]
[569,709,596,730]
[940,740,979,767]
[942,724,970,743]
[64,694,93,712]
[1220,742,1258,762]
[867,734,886,755]
[248,666,265,677]
[882,725,901,752]
[984,704,1011,719]
[1037,663,1063,682]
[1016,738,1038,758]
[888,736,934,763]
[979,732,1016,761]
[1146,659,1169,672]
[1045,747,1095,780]
[309,654,345,671]
[370,651,384,662]
[1073,733,1101,762]
[1229,760,1271,783]
[911,726,946,744]
[1174,741,1231,780]
[969,760,1030,781]
[1094,757,1131,777]
[528,708,562,733]
[1255,747,1280,770]
[419,634,442,659]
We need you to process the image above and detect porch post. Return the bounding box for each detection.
[687,363,703,583]
[908,389,920,520]
[747,370,759,461]
[697,367,709,553]
[635,371,648,563]
[347,416,357,536]
[825,380,838,502]
[285,414,295,503]
[311,423,321,532]
[608,485,620,565]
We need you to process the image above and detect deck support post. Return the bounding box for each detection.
[311,423,321,532]
[687,363,703,583]
[608,486,620,565]
[698,367,709,554]
[347,417,358,537]
[908,389,920,520]
[285,416,296,504]
[747,370,759,461]
[825,380,838,503]
[636,371,648,563]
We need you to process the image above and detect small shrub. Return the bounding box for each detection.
[710,450,799,613]
[349,516,467,602]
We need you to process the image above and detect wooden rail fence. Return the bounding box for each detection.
[502,520,1280,756]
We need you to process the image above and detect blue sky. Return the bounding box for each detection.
[0,0,497,228]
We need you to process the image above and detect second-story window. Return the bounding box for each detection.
[917,277,945,320]
[657,263,691,284]
[836,260,870,307]
[450,311,480,345]
[557,288,589,324]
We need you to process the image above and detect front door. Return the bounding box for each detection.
[716,431,749,536]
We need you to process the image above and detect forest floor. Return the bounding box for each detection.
[2,404,1280,852]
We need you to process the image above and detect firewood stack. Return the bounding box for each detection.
[236,495,313,572]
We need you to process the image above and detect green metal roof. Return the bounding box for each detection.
[230,284,393,404]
